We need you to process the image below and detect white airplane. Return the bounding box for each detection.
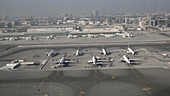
[55,56,74,66]
[47,50,58,57]
[120,55,140,64]
[98,45,112,56]
[87,34,98,38]
[100,33,115,37]
[115,31,133,38]
[101,48,110,56]
[75,47,83,57]
[121,55,131,64]
[88,56,113,65]
[46,35,54,40]
[88,56,102,65]
[121,43,136,55]
[127,47,135,55]
[67,35,78,38]
[25,36,35,40]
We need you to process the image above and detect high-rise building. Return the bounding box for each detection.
[1,14,6,20]
[2,14,5,19]
[92,10,100,17]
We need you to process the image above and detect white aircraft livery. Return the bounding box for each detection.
[101,46,111,56]
[56,56,74,65]
[127,47,135,55]
[88,56,103,65]
[102,48,108,56]
[88,56,113,65]
[47,50,58,57]
[75,48,83,56]
[120,55,141,64]
[121,55,131,64]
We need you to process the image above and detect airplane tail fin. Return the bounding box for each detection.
[128,42,130,48]
[77,46,80,50]
[64,52,67,57]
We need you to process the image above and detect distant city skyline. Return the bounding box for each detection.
[0,0,170,17]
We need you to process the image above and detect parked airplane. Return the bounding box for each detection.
[122,46,145,55]
[46,35,55,40]
[55,56,74,67]
[87,34,98,38]
[67,35,78,38]
[115,31,134,38]
[121,55,131,64]
[98,45,112,56]
[127,47,135,55]
[121,43,137,55]
[47,50,58,57]
[75,47,83,57]
[88,56,113,65]
[100,33,115,37]
[120,55,141,64]
[88,56,102,65]
[101,48,110,56]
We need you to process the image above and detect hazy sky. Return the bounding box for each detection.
[0,0,170,17]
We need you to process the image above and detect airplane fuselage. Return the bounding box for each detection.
[122,55,131,64]
[127,47,135,55]
[92,56,97,64]
[75,49,79,56]
[102,48,107,56]
[59,57,65,64]
[48,50,55,57]
[88,56,104,65]
[75,49,83,56]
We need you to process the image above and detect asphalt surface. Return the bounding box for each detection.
[0,44,170,96]
[0,68,170,96]
[0,32,170,96]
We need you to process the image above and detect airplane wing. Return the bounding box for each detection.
[88,61,93,63]
[43,50,58,55]
[88,50,101,53]
[94,62,110,66]
[87,49,108,54]
[121,59,141,65]
[43,52,50,55]
[129,59,142,62]
[129,62,141,65]
[88,58,93,62]
[128,58,142,65]
[134,48,146,52]
[110,49,127,53]
[119,49,128,52]
[97,59,110,62]
[94,62,103,65]
[96,56,101,59]
[109,50,123,53]
[53,60,59,64]
[43,52,49,54]
[65,60,75,63]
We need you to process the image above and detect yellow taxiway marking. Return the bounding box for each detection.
[127,63,152,93]
[58,87,63,96]
[142,87,152,92]
[80,87,85,96]
[39,78,47,86]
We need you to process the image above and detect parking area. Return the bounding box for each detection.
[0,45,168,71]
